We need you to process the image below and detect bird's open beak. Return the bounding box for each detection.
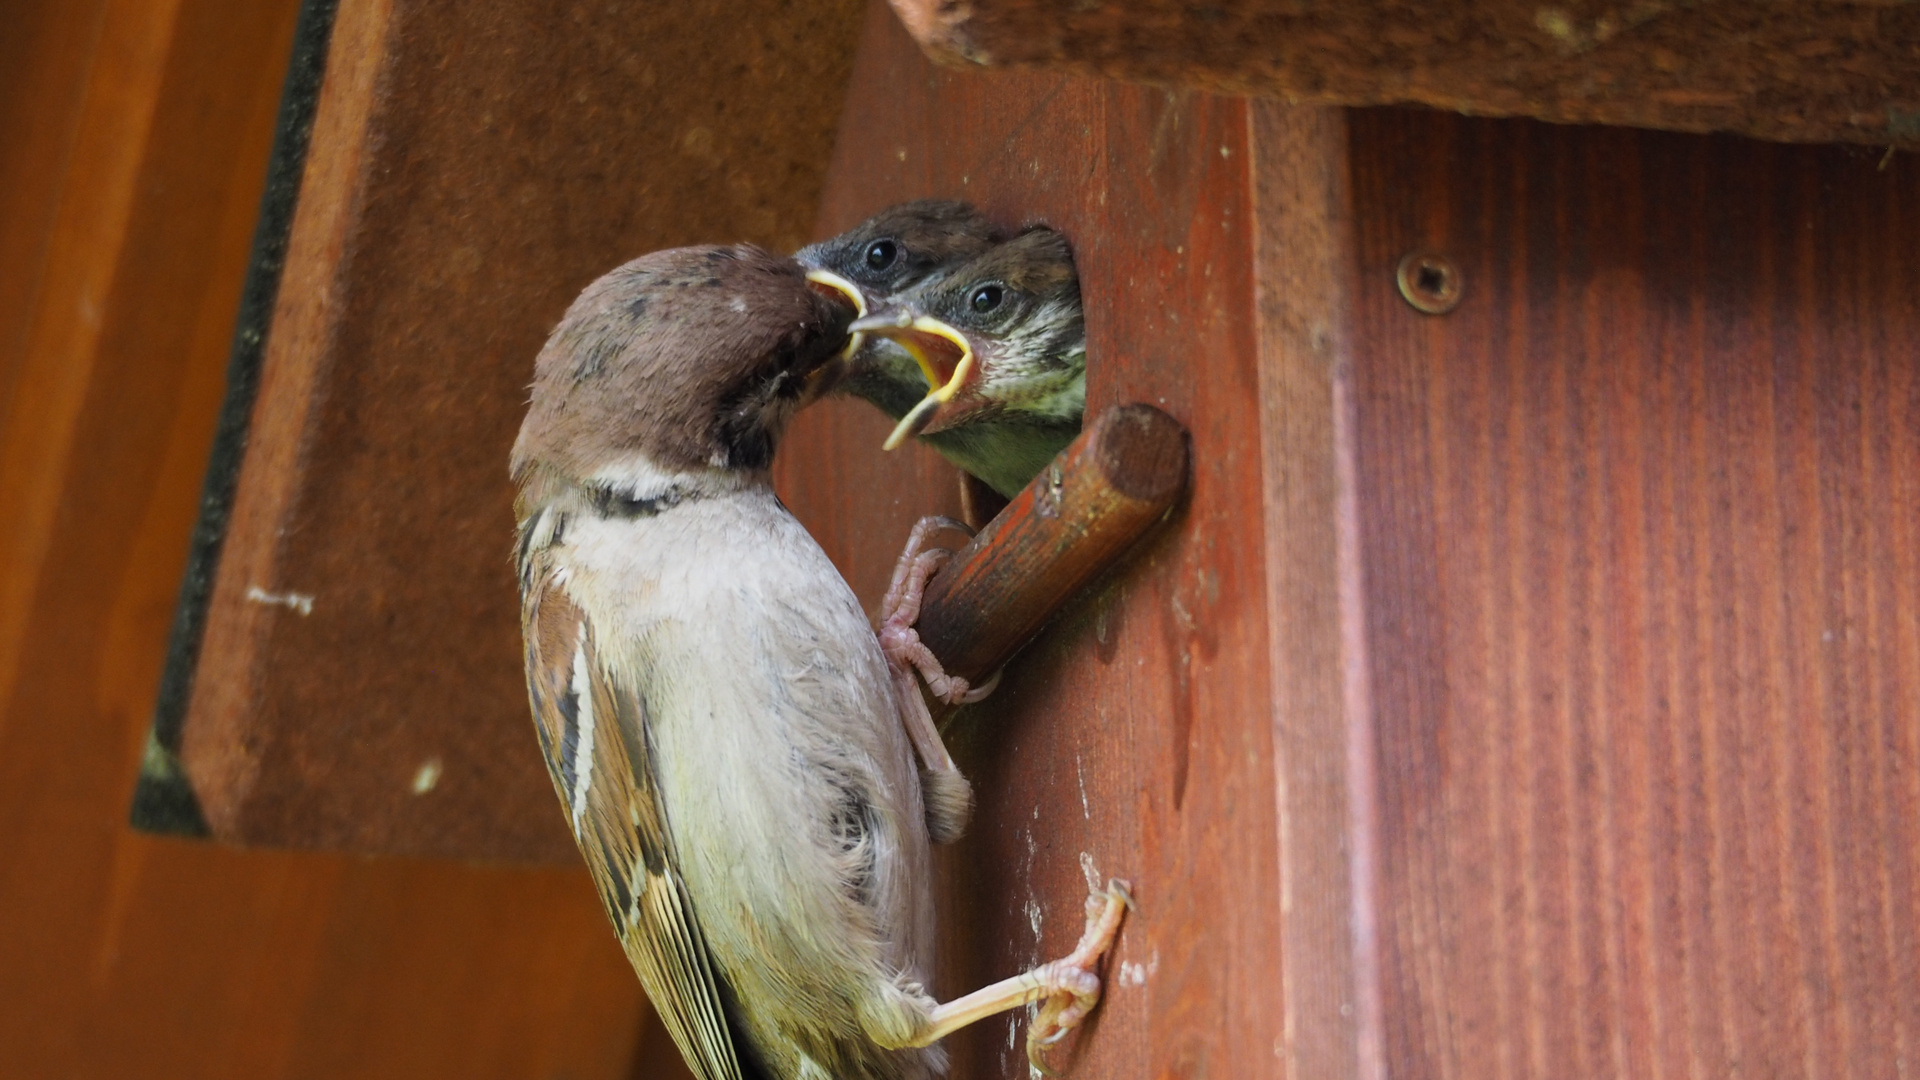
[803,269,867,396]
[804,268,867,319]
[846,311,981,450]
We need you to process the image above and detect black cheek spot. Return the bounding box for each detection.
[721,425,774,471]
[625,295,648,320]
[712,389,775,471]
[712,366,795,470]
[703,277,723,287]
[768,370,804,402]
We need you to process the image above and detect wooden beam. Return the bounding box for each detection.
[888,0,1920,150]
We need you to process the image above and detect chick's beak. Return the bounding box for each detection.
[846,311,980,450]
[803,268,867,397]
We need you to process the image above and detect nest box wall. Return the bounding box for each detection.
[143,0,868,860]
[144,0,1919,1077]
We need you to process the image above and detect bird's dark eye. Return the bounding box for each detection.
[970,284,1004,313]
[864,240,899,271]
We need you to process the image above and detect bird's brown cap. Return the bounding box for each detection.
[512,245,852,483]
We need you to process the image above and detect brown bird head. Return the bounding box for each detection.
[511,245,854,491]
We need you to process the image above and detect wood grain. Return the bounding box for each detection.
[773,6,1287,1079]
[113,0,1917,1073]
[1249,102,1377,1080]
[0,0,110,427]
[1344,111,1920,1079]
[0,0,667,1076]
[887,0,1920,151]
[174,0,867,860]
[918,403,1189,684]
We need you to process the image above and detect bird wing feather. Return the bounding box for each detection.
[523,564,748,1080]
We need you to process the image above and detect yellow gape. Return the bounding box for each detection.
[878,317,974,450]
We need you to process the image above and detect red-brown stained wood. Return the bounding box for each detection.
[1249,102,1375,1080]
[1342,111,1920,1078]
[176,0,867,860]
[888,0,1920,151]
[917,403,1189,684]
[792,11,1920,1079]
[772,6,1287,1080]
[127,0,1919,1074]
[0,1,668,1076]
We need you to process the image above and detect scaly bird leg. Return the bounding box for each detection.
[887,658,972,843]
[908,880,1133,1076]
[879,516,984,841]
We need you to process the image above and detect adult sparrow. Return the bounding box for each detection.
[513,244,1127,1080]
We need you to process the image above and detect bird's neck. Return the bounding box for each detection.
[992,349,1086,422]
[517,453,768,525]
[584,454,765,507]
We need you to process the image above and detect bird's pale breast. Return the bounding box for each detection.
[557,486,939,1056]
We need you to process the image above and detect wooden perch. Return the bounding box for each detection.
[915,403,1189,685]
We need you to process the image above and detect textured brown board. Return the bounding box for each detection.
[770,7,1294,1080]
[889,0,1920,151]
[171,0,865,860]
[1342,112,1920,1078]
[787,8,1920,1079]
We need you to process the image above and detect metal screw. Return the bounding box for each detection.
[1396,253,1463,314]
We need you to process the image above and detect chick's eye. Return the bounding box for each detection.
[970,284,1004,313]
[864,239,899,271]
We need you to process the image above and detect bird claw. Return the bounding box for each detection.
[879,517,990,707]
[1023,879,1132,1075]
[953,667,1001,704]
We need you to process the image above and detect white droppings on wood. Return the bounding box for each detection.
[410,758,443,794]
[245,585,314,616]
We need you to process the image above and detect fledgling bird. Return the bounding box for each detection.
[841,227,1086,499]
[794,199,1005,405]
[798,201,1081,501]
[512,244,1127,1080]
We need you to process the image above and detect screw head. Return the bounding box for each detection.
[1396,253,1464,314]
